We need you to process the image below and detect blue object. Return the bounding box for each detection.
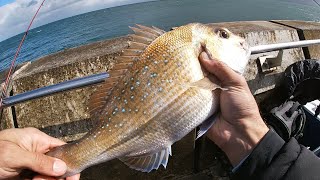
[1,72,108,108]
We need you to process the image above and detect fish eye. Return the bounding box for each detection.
[214,28,230,39]
[216,29,229,39]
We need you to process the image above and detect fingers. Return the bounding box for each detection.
[33,173,80,180]
[23,127,66,149]
[0,141,67,179]
[19,151,67,177]
[0,128,69,179]
[35,130,66,150]
[33,175,57,180]
[199,51,247,87]
[66,173,81,180]
[0,127,66,153]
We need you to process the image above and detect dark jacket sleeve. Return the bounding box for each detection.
[232,129,320,180]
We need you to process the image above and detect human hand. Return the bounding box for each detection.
[199,52,269,166]
[0,127,80,180]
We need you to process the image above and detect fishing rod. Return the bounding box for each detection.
[0,0,47,108]
[250,39,320,54]
[313,0,320,7]
[1,39,320,108]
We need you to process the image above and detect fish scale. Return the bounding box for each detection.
[46,23,250,177]
[95,39,198,154]
[125,88,218,149]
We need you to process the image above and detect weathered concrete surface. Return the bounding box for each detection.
[0,62,30,84]
[14,36,130,79]
[0,63,28,129]
[0,83,15,130]
[1,20,320,179]
[0,107,14,130]
[272,20,320,59]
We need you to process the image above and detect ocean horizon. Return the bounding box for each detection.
[1,0,320,71]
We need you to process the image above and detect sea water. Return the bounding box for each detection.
[0,0,320,71]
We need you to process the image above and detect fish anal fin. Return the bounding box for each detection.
[119,146,171,172]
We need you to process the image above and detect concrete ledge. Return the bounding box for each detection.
[271,20,320,59]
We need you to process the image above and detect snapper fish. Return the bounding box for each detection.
[47,23,250,177]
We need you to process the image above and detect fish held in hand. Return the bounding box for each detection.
[46,23,251,177]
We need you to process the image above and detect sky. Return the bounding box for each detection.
[1,0,319,42]
[0,0,154,42]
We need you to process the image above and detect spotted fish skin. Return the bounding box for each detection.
[47,23,250,177]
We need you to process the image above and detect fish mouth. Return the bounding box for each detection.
[200,42,214,60]
[244,43,251,58]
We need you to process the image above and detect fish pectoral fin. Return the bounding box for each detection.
[196,113,218,140]
[119,146,172,172]
[190,76,227,91]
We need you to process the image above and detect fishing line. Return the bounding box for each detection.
[0,0,46,108]
[313,0,320,7]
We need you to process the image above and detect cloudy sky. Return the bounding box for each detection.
[0,0,154,42]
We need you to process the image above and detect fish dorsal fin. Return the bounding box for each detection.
[88,70,127,119]
[88,25,166,120]
[135,24,165,36]
[119,146,172,172]
[170,26,178,30]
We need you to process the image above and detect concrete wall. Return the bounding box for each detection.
[1,20,320,179]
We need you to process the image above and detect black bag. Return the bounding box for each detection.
[266,60,320,141]
[283,59,320,104]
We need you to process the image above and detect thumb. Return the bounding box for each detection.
[199,51,246,87]
[20,151,67,177]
